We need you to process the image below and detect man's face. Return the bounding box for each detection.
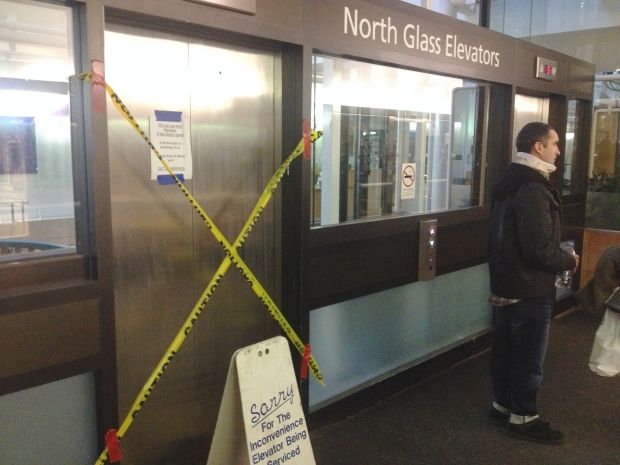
[535,129,560,165]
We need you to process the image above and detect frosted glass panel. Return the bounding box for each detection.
[309,265,491,409]
[0,374,98,465]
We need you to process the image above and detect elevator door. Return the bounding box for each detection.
[105,25,280,464]
[513,94,549,158]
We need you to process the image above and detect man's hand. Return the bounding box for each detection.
[572,254,580,273]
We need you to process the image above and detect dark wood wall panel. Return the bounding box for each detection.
[0,281,98,315]
[306,215,490,309]
[0,300,100,378]
[436,219,489,274]
[0,255,89,289]
[306,211,578,309]
[307,232,417,308]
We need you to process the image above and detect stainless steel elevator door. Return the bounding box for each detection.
[513,94,549,159]
[105,24,281,464]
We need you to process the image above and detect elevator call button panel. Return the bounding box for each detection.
[418,219,438,281]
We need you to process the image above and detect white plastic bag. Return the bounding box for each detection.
[588,309,620,377]
[604,286,620,313]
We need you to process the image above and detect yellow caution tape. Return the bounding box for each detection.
[79,72,324,464]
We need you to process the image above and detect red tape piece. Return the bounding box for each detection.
[90,59,106,113]
[302,119,311,159]
[299,343,311,380]
[104,429,122,463]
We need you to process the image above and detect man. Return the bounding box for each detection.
[488,122,579,443]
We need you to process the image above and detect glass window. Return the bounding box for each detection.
[401,0,481,25]
[490,0,620,66]
[562,99,583,195]
[591,77,620,185]
[0,0,77,259]
[490,0,531,37]
[585,76,620,230]
[311,54,491,227]
[591,109,620,179]
[586,108,620,230]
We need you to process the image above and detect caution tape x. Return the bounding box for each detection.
[79,71,323,465]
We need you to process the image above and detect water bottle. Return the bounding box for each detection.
[555,241,575,288]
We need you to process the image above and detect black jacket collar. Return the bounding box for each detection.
[492,163,555,202]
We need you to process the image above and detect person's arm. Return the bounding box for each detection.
[512,184,576,273]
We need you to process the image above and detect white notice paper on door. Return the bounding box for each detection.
[149,110,192,180]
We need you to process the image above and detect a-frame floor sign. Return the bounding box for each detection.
[206,336,316,465]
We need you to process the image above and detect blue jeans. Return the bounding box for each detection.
[490,296,553,416]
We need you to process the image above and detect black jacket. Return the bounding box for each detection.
[489,163,576,299]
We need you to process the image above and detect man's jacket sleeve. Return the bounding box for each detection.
[512,183,575,273]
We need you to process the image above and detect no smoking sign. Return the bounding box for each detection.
[401,163,416,199]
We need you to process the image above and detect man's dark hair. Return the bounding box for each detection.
[516,122,555,153]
